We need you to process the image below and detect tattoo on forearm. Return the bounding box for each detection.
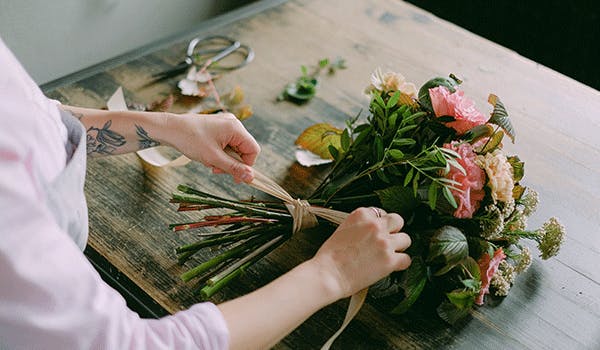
[135,124,160,149]
[86,120,126,155]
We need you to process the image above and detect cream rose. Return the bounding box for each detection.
[477,150,514,203]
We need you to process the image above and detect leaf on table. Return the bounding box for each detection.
[487,94,515,142]
[232,104,253,121]
[223,85,245,106]
[295,123,343,159]
[147,94,175,112]
[295,149,333,167]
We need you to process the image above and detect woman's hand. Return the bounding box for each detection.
[167,112,261,183]
[217,207,411,349]
[310,207,412,300]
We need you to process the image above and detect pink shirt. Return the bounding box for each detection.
[0,38,229,349]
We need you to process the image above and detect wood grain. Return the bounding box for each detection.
[45,0,600,348]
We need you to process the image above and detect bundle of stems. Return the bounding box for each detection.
[169,184,298,298]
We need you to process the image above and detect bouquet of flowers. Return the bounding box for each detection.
[169,69,565,323]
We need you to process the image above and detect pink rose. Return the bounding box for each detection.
[429,86,488,134]
[476,248,506,305]
[443,142,486,219]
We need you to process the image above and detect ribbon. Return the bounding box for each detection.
[106,87,367,348]
[246,168,367,350]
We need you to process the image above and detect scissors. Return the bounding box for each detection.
[151,35,254,81]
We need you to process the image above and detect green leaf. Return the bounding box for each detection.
[392,138,416,147]
[374,135,384,161]
[428,226,468,266]
[353,125,372,146]
[402,111,427,124]
[340,129,351,152]
[462,124,495,143]
[461,279,480,291]
[488,94,515,142]
[388,112,399,128]
[372,104,385,122]
[437,301,471,325]
[387,149,404,160]
[446,289,476,309]
[374,93,386,110]
[412,173,419,197]
[328,144,339,161]
[318,58,329,68]
[376,168,390,183]
[375,185,418,216]
[404,168,414,187]
[397,124,418,135]
[301,65,308,76]
[428,182,439,210]
[461,256,481,282]
[387,91,401,109]
[442,186,458,209]
[418,76,459,111]
[283,80,317,102]
[391,257,427,314]
[507,155,524,182]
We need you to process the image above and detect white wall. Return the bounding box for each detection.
[0,0,250,84]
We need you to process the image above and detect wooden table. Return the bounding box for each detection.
[43,0,600,348]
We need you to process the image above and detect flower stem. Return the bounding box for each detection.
[180,229,283,282]
[199,233,285,299]
[172,192,292,221]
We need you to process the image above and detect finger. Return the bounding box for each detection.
[382,213,404,232]
[390,232,412,252]
[212,167,225,174]
[208,151,254,183]
[228,123,261,166]
[393,252,412,271]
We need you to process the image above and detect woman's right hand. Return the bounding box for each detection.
[310,207,412,300]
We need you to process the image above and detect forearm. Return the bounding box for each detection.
[61,105,174,157]
[217,259,340,350]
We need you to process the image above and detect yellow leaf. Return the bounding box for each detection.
[225,85,245,106]
[295,123,343,159]
[234,105,253,121]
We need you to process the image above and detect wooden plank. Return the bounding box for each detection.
[46,0,600,348]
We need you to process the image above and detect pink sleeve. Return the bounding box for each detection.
[0,147,229,350]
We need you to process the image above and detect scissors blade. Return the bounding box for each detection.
[151,62,189,80]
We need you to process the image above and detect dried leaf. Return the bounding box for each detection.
[295,123,343,159]
[224,85,245,106]
[147,94,174,112]
[233,104,253,121]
